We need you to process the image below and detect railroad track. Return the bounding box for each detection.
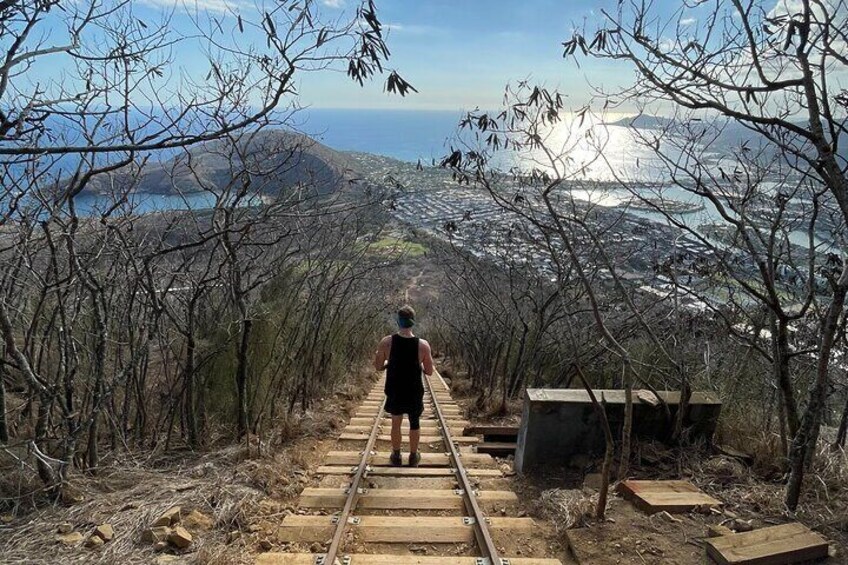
[258,371,563,565]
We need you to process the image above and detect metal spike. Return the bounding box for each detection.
[463,516,476,525]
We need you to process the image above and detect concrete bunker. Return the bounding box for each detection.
[514,388,722,473]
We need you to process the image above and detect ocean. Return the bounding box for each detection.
[296,108,466,164]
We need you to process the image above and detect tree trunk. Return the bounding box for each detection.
[771,314,800,439]
[575,365,613,520]
[778,395,789,458]
[833,392,848,450]
[833,395,848,449]
[671,376,691,444]
[184,306,199,447]
[619,363,633,480]
[35,394,56,485]
[785,266,848,509]
[0,361,8,443]
[236,318,253,438]
[86,292,107,471]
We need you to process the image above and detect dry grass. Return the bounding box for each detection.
[641,437,848,556]
[0,449,262,564]
[534,488,600,532]
[0,366,376,565]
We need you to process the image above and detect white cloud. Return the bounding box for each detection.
[321,0,345,8]
[680,17,696,26]
[384,22,438,35]
[138,0,246,14]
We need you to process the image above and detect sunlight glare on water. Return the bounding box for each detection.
[515,112,670,183]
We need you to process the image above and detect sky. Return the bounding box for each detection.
[31,0,833,116]
[298,0,629,110]
[128,0,635,111]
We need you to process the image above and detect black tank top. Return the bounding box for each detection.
[385,334,423,399]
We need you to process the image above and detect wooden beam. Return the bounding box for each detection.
[618,480,722,514]
[315,465,502,477]
[338,433,479,444]
[298,488,517,510]
[324,451,493,467]
[476,442,517,456]
[257,554,563,565]
[343,425,464,434]
[348,417,470,427]
[704,522,830,564]
[463,425,519,436]
[275,515,536,543]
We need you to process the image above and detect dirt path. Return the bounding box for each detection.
[403,270,424,302]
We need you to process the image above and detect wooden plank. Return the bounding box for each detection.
[463,425,519,436]
[275,515,336,542]
[338,433,479,444]
[354,411,454,418]
[634,491,723,513]
[276,516,536,543]
[316,465,502,477]
[256,554,317,565]
[349,417,470,426]
[705,522,830,565]
[298,487,517,509]
[257,554,562,565]
[324,451,493,467]
[360,403,460,410]
[343,425,464,434]
[619,480,702,494]
[618,479,722,513]
[476,442,517,456]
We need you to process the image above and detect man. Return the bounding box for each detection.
[373,305,435,466]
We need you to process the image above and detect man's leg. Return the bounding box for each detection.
[390,414,403,466]
[391,414,403,451]
[408,411,421,465]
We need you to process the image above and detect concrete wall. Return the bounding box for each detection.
[514,389,722,473]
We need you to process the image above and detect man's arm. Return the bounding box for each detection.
[373,336,390,371]
[420,339,435,376]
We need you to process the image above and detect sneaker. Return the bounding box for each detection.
[390,450,402,466]
[408,452,420,467]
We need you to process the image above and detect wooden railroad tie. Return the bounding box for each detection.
[299,487,517,510]
[315,465,503,477]
[338,432,480,444]
[323,450,493,467]
[275,515,536,543]
[348,417,471,427]
[258,555,563,564]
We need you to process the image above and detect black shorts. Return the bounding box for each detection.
[385,395,424,430]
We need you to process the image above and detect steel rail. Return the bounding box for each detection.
[425,370,503,565]
[321,379,386,565]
